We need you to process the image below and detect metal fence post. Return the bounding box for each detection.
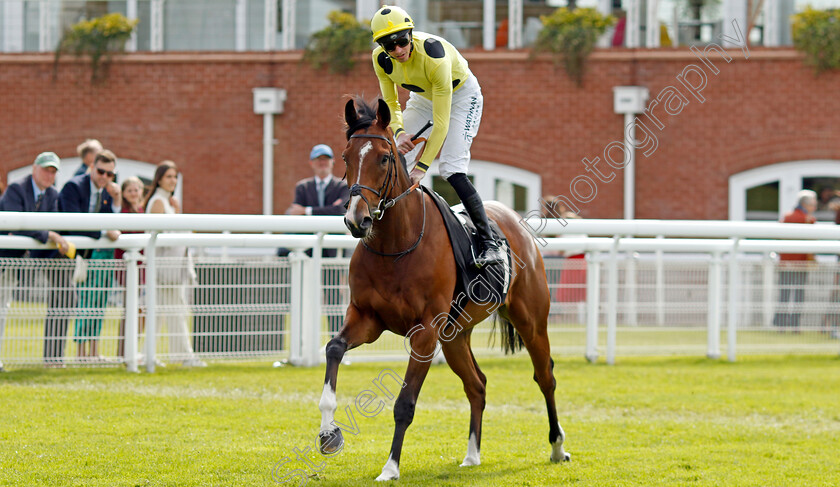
[144,232,158,372]
[707,251,722,359]
[606,236,620,365]
[762,252,775,327]
[585,251,601,363]
[727,238,740,362]
[288,250,306,366]
[655,235,665,325]
[304,234,324,367]
[124,250,140,373]
[625,251,638,326]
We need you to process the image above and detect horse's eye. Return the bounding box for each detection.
[380,155,389,166]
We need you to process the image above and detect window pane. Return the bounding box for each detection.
[294,0,354,50]
[24,0,40,51]
[165,0,236,51]
[513,182,527,213]
[246,0,265,50]
[745,181,779,221]
[803,176,840,222]
[432,175,473,207]
[135,0,152,51]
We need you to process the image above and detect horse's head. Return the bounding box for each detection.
[342,97,404,239]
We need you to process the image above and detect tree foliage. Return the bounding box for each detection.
[54,13,138,83]
[304,11,372,75]
[792,7,840,74]
[531,7,614,87]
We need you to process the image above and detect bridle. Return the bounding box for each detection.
[346,131,425,261]
[347,132,417,220]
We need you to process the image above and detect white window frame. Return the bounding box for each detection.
[424,159,542,213]
[729,160,840,221]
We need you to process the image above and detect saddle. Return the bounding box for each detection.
[422,186,511,313]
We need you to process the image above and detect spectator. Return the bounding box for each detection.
[74,139,103,177]
[145,161,205,367]
[549,199,587,324]
[817,186,840,212]
[824,204,840,339]
[611,10,626,47]
[115,177,146,359]
[285,144,350,222]
[0,152,72,370]
[284,144,350,336]
[773,190,817,332]
[59,149,122,362]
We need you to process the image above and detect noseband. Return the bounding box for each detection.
[348,133,416,220]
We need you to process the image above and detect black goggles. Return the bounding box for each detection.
[379,31,411,52]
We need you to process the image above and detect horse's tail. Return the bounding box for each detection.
[490,311,524,355]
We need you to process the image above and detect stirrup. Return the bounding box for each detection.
[474,240,505,268]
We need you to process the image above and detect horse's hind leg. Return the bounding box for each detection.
[441,331,486,467]
[505,300,571,463]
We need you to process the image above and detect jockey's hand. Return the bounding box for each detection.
[409,167,425,187]
[396,132,415,155]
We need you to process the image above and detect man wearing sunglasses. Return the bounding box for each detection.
[57,149,122,363]
[371,5,504,268]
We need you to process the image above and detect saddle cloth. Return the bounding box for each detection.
[422,186,511,314]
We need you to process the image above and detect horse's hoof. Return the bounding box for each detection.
[459,458,480,467]
[318,428,344,455]
[551,451,571,463]
[375,458,400,481]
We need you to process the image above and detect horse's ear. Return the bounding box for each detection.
[376,98,391,130]
[345,99,358,127]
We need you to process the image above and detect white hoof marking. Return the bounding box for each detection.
[550,440,571,463]
[460,432,480,466]
[375,457,399,481]
[551,423,570,463]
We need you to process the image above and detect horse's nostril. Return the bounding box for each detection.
[360,217,372,230]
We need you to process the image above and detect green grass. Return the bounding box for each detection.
[1,355,839,486]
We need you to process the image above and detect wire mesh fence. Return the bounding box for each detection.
[1,251,839,370]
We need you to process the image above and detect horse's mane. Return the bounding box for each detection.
[345,96,379,140]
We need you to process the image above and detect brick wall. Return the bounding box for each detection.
[1,48,837,219]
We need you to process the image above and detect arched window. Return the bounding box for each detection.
[729,160,840,222]
[424,160,542,214]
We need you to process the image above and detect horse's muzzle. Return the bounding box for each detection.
[345,216,372,238]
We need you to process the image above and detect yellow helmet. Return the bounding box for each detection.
[371,5,414,43]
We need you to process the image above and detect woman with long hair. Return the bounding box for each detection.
[145,161,205,367]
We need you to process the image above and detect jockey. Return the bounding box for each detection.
[370,5,505,268]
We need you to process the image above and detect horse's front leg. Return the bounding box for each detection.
[319,305,384,455]
[375,321,438,481]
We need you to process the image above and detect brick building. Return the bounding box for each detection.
[1,47,838,221]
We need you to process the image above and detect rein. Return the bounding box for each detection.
[348,132,425,261]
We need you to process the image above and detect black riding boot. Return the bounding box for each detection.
[448,173,505,268]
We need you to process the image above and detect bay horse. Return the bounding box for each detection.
[317,97,570,481]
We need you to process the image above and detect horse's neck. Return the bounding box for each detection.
[370,184,424,254]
